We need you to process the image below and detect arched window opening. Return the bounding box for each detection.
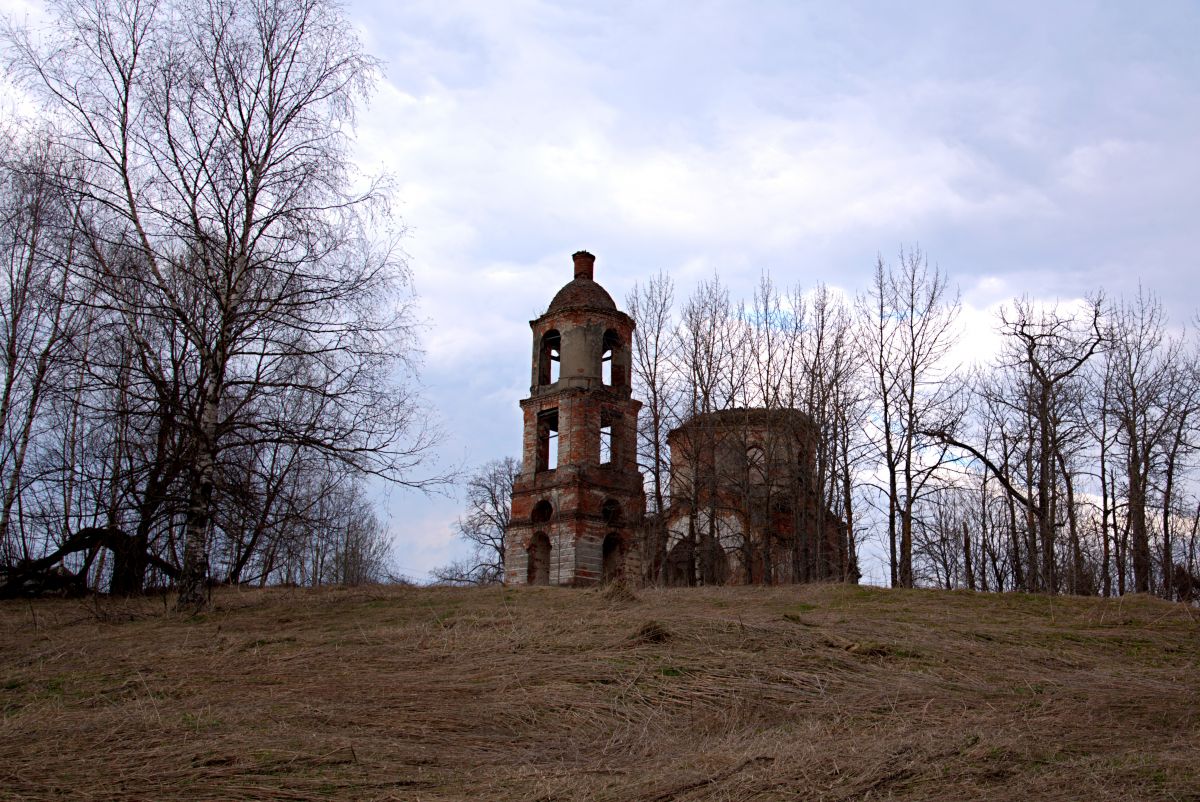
[536,409,559,472]
[599,408,616,466]
[528,532,551,585]
[531,500,553,524]
[746,446,766,485]
[601,498,622,526]
[665,539,695,587]
[601,329,621,386]
[602,532,622,583]
[538,329,561,386]
[700,538,731,586]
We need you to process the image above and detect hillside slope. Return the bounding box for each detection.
[2,584,1198,801]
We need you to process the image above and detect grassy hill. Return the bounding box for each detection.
[2,583,1198,801]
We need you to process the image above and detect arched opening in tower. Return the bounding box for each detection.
[600,424,612,464]
[746,445,766,485]
[599,409,616,465]
[601,498,622,526]
[531,500,553,524]
[601,329,621,386]
[538,329,561,385]
[528,532,551,585]
[701,537,732,585]
[536,409,559,472]
[664,536,730,586]
[602,532,622,583]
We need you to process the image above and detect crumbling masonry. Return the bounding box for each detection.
[504,252,846,586]
[504,252,645,585]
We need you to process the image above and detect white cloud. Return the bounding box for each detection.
[0,0,44,21]
[339,1,1200,578]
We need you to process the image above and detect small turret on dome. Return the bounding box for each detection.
[546,250,617,313]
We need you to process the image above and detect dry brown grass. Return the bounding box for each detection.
[2,583,1198,801]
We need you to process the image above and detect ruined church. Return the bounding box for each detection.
[503,252,848,586]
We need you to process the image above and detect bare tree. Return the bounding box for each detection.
[929,297,1103,593]
[1158,352,1200,598]
[857,247,960,587]
[433,457,519,586]
[0,135,87,567]
[1104,291,1197,595]
[627,271,677,518]
[784,282,865,583]
[670,275,743,585]
[627,272,678,581]
[6,0,441,606]
[318,481,394,586]
[1083,341,1120,596]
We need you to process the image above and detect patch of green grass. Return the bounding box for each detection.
[1114,637,1157,656]
[840,585,896,604]
[426,601,463,626]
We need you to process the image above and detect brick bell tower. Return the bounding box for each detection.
[504,251,645,585]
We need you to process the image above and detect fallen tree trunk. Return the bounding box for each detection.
[0,527,179,598]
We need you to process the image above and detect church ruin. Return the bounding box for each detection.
[661,408,850,586]
[504,251,847,586]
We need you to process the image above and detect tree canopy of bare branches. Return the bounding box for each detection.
[1,0,442,604]
[434,457,519,586]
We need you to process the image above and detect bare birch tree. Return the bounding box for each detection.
[857,247,960,587]
[7,0,440,606]
[627,271,678,580]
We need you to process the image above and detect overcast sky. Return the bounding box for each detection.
[339,0,1200,581]
[4,0,1199,581]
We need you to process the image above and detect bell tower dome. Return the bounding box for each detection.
[505,251,645,585]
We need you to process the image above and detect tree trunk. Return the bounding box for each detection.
[962,520,974,591]
[1127,429,1151,593]
[176,389,220,610]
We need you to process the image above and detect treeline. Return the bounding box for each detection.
[0,0,439,603]
[626,250,1199,598]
